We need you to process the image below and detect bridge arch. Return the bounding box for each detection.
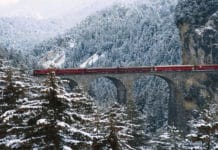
[133,74,177,128]
[88,76,127,105]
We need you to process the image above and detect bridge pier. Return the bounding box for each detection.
[169,80,187,130]
[120,76,136,104]
[156,73,188,130]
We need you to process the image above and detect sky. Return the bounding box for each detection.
[0,0,129,19]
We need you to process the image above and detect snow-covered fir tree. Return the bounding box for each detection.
[23,72,97,149]
[92,103,136,150]
[0,66,97,149]
[0,60,35,149]
[0,67,26,111]
[126,98,148,150]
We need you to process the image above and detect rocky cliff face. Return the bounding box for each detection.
[175,0,218,124]
[175,0,218,65]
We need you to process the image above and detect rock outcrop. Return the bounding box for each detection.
[175,0,218,127]
[175,0,218,64]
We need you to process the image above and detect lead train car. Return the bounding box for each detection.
[194,65,218,71]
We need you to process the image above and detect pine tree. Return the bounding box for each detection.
[126,98,148,149]
[92,103,135,150]
[1,67,26,112]
[0,61,34,149]
[0,69,97,149]
[23,72,96,149]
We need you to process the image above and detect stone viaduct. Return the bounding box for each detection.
[34,65,218,129]
[53,69,218,129]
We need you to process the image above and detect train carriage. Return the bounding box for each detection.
[141,66,154,73]
[154,65,194,72]
[194,65,218,71]
[56,68,87,75]
[86,67,115,74]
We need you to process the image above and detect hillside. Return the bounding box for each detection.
[0,17,68,52]
[33,2,181,68]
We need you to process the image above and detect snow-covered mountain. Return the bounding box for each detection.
[0,0,146,53]
[0,17,69,52]
[33,1,181,68]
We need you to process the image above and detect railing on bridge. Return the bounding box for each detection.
[33,65,218,76]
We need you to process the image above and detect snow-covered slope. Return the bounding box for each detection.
[0,17,68,52]
[80,53,105,68]
[0,0,144,53]
[38,50,65,68]
[34,1,181,68]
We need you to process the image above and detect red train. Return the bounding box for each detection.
[33,65,218,76]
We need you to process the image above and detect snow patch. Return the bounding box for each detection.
[69,127,92,139]
[63,145,72,150]
[1,110,16,122]
[6,139,22,149]
[159,132,170,139]
[68,40,75,48]
[37,119,49,125]
[80,53,105,68]
[57,121,70,128]
[195,25,214,36]
[39,50,65,69]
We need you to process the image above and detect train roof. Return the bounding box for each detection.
[155,65,194,67]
